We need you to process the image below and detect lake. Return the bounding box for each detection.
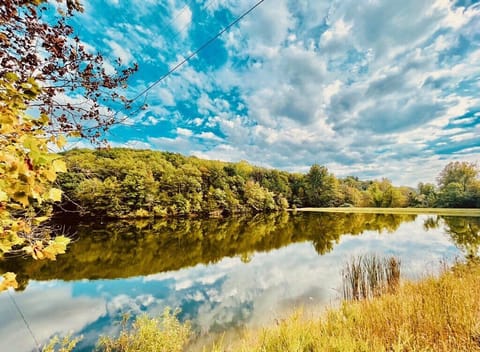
[0,211,478,351]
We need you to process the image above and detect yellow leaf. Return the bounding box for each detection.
[44,167,57,182]
[52,159,67,173]
[68,131,82,138]
[34,216,49,224]
[48,188,63,202]
[43,236,70,260]
[56,135,67,149]
[0,272,18,291]
[0,190,7,202]
[4,72,19,82]
[34,247,45,260]
[12,192,29,207]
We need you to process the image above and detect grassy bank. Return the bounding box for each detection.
[71,260,480,352]
[292,207,480,216]
[229,260,480,352]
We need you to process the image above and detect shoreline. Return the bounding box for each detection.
[290,207,480,216]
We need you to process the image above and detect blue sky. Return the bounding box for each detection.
[66,0,479,186]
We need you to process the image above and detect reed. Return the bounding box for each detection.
[342,254,401,300]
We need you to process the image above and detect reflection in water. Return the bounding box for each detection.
[0,212,416,289]
[424,216,480,259]
[0,212,477,352]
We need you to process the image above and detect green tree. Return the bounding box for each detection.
[438,161,478,192]
[415,182,437,207]
[244,181,276,212]
[306,164,341,207]
[437,162,479,208]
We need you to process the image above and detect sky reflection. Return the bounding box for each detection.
[0,214,470,351]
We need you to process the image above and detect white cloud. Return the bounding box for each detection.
[197,132,223,141]
[176,127,193,136]
[75,0,480,186]
[157,88,176,106]
[172,5,192,37]
[0,284,105,352]
[105,40,134,64]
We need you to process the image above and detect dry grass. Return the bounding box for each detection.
[233,260,480,352]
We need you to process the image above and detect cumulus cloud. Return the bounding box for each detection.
[77,0,480,185]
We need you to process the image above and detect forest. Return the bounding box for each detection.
[55,148,480,219]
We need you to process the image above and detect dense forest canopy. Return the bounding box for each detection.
[56,148,480,219]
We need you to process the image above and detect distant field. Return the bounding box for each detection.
[292,207,480,216]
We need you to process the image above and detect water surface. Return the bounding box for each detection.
[0,212,478,351]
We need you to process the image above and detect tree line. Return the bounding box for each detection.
[56,148,480,219]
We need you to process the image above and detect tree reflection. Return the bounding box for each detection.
[0,212,417,290]
[424,216,480,260]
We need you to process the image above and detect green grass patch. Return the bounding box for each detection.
[293,207,480,216]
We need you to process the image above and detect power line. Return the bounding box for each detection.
[8,291,40,352]
[130,0,267,103]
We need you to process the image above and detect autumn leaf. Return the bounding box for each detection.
[42,236,70,260]
[52,159,67,173]
[48,188,63,202]
[0,272,18,291]
[56,135,67,149]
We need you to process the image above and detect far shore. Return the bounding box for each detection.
[290,207,480,216]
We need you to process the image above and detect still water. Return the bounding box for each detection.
[0,212,479,351]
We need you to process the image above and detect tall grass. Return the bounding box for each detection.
[236,259,480,352]
[342,254,400,300]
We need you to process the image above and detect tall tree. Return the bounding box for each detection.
[437,162,478,192]
[306,164,341,207]
[437,161,479,208]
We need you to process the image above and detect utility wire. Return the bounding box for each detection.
[130,0,267,103]
[8,291,40,352]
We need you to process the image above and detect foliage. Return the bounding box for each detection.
[0,272,18,291]
[98,308,191,352]
[1,0,138,143]
[0,67,71,280]
[306,164,342,207]
[58,148,290,218]
[56,149,480,222]
[0,0,137,290]
[61,149,478,221]
[436,161,480,208]
[42,334,82,352]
